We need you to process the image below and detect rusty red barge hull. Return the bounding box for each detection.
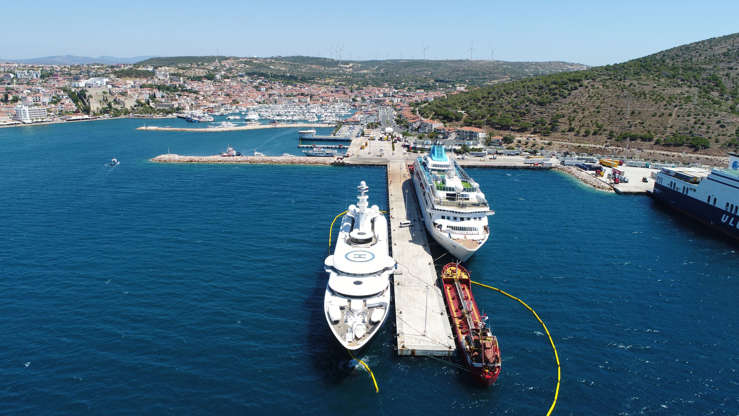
[441,263,501,386]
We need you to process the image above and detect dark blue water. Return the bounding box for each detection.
[0,120,736,415]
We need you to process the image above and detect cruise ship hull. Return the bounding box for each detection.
[411,171,486,262]
[651,183,739,241]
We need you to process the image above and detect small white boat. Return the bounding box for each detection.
[109,158,119,167]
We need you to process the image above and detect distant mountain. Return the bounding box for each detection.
[419,33,739,154]
[136,55,588,88]
[4,55,155,65]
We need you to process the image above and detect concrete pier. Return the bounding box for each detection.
[387,161,455,356]
[151,153,335,165]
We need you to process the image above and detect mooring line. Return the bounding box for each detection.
[329,210,380,393]
[328,210,347,253]
[347,350,379,393]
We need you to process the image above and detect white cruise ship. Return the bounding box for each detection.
[650,152,739,240]
[323,181,395,350]
[411,145,494,261]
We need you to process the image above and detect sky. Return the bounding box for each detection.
[2,0,737,66]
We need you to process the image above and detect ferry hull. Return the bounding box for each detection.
[651,183,739,241]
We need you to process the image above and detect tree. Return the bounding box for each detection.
[502,135,514,144]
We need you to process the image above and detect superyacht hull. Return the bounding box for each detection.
[323,287,391,350]
[323,181,395,351]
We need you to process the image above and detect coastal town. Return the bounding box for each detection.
[3,57,730,198]
[0,58,446,125]
[2,57,728,174]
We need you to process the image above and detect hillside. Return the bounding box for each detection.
[419,33,739,154]
[5,55,153,65]
[136,56,229,66]
[136,55,587,88]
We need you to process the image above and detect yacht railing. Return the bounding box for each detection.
[432,196,489,209]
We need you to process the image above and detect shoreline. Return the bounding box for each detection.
[553,165,615,193]
[0,115,175,129]
[137,122,334,133]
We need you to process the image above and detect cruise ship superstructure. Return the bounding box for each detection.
[412,145,493,261]
[324,181,395,350]
[651,152,739,240]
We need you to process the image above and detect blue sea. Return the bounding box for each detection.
[0,119,736,415]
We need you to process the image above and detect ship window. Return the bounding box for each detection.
[707,195,711,203]
[726,202,730,211]
[713,197,717,206]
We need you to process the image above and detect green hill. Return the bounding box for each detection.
[419,33,739,154]
[136,56,230,66]
[135,55,586,88]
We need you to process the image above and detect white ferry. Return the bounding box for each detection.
[303,149,336,157]
[651,152,739,240]
[411,145,494,261]
[323,181,395,350]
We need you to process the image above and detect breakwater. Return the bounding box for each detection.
[151,153,335,165]
[138,122,334,133]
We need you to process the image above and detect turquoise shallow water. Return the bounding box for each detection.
[0,120,737,415]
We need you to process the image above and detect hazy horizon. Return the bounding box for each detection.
[2,0,738,66]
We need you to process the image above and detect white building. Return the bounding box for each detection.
[15,70,40,80]
[84,77,109,88]
[72,77,109,88]
[13,105,48,123]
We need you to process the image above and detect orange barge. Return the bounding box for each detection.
[441,263,501,386]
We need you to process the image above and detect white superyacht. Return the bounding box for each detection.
[324,181,395,350]
[411,144,494,261]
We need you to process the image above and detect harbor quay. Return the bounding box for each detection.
[386,161,455,356]
[150,132,672,359]
[150,134,660,195]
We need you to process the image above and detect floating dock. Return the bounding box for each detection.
[297,144,347,149]
[299,135,352,142]
[387,161,455,356]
